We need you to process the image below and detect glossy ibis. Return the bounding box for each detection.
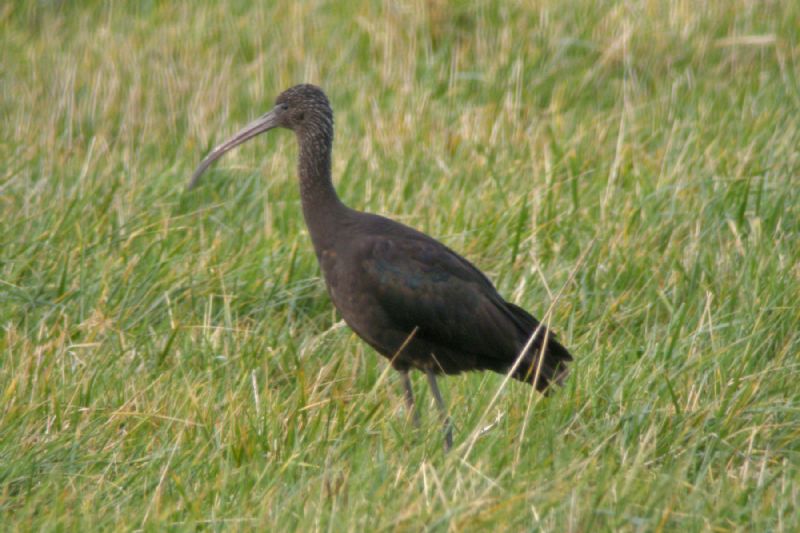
[189,84,573,450]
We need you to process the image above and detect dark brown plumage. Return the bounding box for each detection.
[189,84,573,450]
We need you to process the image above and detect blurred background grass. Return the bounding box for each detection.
[1,0,799,530]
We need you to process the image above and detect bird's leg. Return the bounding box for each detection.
[400,370,420,427]
[425,370,453,451]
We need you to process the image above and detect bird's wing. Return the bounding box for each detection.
[358,234,524,358]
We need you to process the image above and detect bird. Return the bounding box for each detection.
[189,84,573,450]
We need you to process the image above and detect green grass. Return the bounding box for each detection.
[2,0,799,530]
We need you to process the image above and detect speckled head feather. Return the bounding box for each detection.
[275,84,334,142]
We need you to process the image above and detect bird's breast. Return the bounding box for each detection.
[318,247,383,331]
[319,248,348,304]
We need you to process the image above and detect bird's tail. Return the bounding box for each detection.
[504,302,574,392]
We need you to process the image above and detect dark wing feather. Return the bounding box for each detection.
[362,238,514,357]
[357,228,572,388]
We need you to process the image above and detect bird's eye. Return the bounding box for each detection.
[280,104,289,111]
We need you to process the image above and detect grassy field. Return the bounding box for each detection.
[2,0,799,530]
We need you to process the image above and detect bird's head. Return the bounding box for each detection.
[188,84,333,189]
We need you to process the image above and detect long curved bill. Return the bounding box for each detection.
[187,109,279,190]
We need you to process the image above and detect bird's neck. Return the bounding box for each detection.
[296,128,348,250]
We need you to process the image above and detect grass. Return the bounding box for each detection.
[2,0,799,530]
